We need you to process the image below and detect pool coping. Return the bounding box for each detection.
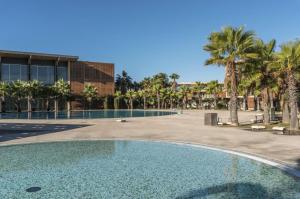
[1,138,299,179]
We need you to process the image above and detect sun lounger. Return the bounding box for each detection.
[251,125,266,131]
[116,119,126,122]
[272,126,285,131]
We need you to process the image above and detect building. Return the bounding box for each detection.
[0,50,114,110]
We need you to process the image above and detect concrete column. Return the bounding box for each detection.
[54,58,59,82]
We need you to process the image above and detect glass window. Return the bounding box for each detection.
[1,64,10,81]
[30,65,38,81]
[10,64,20,81]
[31,65,54,84]
[57,66,68,81]
[20,65,28,81]
[1,64,28,82]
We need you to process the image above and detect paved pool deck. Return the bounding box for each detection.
[0,110,299,171]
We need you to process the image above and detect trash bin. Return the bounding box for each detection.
[204,113,218,126]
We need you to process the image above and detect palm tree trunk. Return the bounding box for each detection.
[214,95,217,109]
[170,97,173,109]
[287,71,299,131]
[230,62,238,125]
[0,97,3,113]
[198,94,202,109]
[256,97,261,111]
[130,99,133,110]
[27,96,32,112]
[242,96,247,111]
[157,92,160,109]
[143,97,147,109]
[17,98,21,112]
[54,98,58,112]
[282,98,290,123]
[270,92,274,109]
[263,87,270,125]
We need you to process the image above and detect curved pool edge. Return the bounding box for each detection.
[1,138,299,178]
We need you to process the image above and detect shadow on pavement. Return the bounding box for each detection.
[0,123,89,142]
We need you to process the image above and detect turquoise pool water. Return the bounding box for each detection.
[0,110,176,119]
[0,141,299,198]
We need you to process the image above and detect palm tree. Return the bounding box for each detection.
[178,85,190,109]
[276,40,300,131]
[138,89,148,109]
[83,83,98,109]
[24,80,42,112]
[169,73,180,91]
[152,79,163,109]
[125,90,136,109]
[52,79,71,112]
[206,80,221,109]
[114,91,122,109]
[0,82,9,112]
[9,80,26,112]
[192,82,205,109]
[253,39,277,124]
[203,26,257,125]
[115,70,133,95]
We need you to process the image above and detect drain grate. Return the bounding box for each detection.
[26,187,41,193]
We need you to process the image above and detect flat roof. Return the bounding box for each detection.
[0,49,79,61]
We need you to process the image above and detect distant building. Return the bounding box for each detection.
[0,50,114,109]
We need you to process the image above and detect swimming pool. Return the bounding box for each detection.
[0,141,299,198]
[0,110,176,119]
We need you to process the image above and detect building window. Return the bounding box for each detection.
[57,66,68,81]
[31,65,54,84]
[1,64,28,82]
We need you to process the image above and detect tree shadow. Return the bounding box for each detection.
[0,123,89,142]
[175,182,285,199]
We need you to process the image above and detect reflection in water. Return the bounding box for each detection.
[0,110,175,119]
[0,141,116,171]
[176,182,269,199]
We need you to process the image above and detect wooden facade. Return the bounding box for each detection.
[70,61,114,96]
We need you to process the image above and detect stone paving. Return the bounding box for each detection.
[0,110,299,170]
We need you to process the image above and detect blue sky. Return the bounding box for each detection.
[0,0,299,82]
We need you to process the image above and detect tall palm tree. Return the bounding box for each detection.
[0,82,9,112]
[169,73,180,91]
[203,26,257,125]
[83,83,98,109]
[254,39,277,124]
[52,79,71,112]
[10,80,26,112]
[276,40,300,131]
[24,80,42,112]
